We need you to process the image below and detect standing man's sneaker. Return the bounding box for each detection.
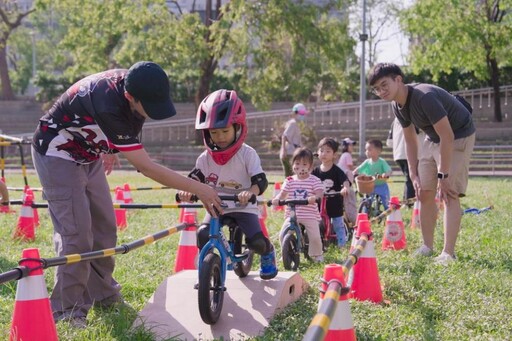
[413,245,433,257]
[260,250,278,280]
[434,252,456,265]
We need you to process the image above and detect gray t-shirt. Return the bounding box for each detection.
[392,83,475,143]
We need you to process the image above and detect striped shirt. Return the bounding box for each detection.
[281,174,322,220]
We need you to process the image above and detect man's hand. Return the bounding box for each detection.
[411,173,422,198]
[101,154,120,175]
[437,178,458,203]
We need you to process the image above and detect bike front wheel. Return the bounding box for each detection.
[198,253,224,325]
[232,226,254,278]
[282,233,300,271]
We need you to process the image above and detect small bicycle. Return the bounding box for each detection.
[177,194,255,325]
[319,192,354,248]
[267,198,311,271]
[355,174,387,222]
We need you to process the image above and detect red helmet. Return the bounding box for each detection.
[196,89,247,165]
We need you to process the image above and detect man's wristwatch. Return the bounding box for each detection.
[437,172,449,179]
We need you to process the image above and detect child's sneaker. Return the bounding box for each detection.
[260,250,278,280]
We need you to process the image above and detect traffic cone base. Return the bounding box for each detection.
[10,248,58,341]
[323,300,356,341]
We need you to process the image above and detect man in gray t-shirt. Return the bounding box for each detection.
[279,103,305,177]
[368,63,476,265]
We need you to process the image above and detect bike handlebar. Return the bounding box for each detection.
[175,193,257,204]
[266,199,310,207]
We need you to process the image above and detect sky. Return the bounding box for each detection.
[352,0,415,67]
[374,22,409,65]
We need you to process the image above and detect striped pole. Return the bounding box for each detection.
[303,264,356,341]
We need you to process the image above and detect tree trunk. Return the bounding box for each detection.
[489,57,502,122]
[0,44,15,100]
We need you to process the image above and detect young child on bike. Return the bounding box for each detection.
[177,89,278,280]
[312,138,350,248]
[354,139,392,210]
[337,137,358,225]
[272,147,325,262]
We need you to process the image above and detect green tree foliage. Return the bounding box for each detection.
[32,0,356,109]
[0,1,35,99]
[223,0,356,108]
[401,0,512,122]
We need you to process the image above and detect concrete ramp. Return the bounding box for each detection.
[133,270,309,340]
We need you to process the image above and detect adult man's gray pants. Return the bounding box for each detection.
[32,149,121,319]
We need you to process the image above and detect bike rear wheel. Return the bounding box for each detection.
[282,233,300,271]
[232,226,254,278]
[198,253,224,325]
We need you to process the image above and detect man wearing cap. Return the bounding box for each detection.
[280,103,306,177]
[31,61,222,328]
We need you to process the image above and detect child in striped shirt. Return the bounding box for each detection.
[272,147,325,262]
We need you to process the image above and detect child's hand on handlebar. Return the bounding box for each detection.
[307,195,318,205]
[271,198,281,206]
[177,191,194,202]
[237,191,254,205]
[341,187,348,197]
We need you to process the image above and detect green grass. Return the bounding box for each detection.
[1,171,511,340]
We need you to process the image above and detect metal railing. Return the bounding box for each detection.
[140,85,512,145]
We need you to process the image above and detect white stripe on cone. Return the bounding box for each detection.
[15,274,48,301]
[179,229,196,246]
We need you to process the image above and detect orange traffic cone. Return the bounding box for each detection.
[319,264,356,341]
[174,208,198,272]
[123,183,133,204]
[114,187,127,230]
[272,182,284,211]
[410,199,421,229]
[10,248,58,341]
[349,212,369,252]
[257,195,269,238]
[350,219,383,303]
[24,187,39,228]
[382,197,406,250]
[13,192,35,241]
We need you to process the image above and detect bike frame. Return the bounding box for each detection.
[281,203,304,251]
[197,216,250,287]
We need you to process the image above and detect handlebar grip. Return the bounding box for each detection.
[175,193,199,203]
[218,194,257,204]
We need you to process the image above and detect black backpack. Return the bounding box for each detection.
[453,94,473,114]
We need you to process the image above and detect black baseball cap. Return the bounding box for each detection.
[125,61,176,120]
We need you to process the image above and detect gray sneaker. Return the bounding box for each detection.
[413,245,433,257]
[434,252,456,265]
[69,316,87,329]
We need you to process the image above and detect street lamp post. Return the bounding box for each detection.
[359,0,368,159]
[30,31,36,79]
